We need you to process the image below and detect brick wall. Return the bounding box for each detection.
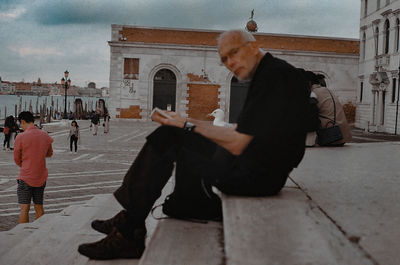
[119,27,359,55]
[343,102,356,124]
[117,105,142,119]
[186,83,220,120]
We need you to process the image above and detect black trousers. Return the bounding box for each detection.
[3,133,10,148]
[113,126,291,233]
[70,135,78,152]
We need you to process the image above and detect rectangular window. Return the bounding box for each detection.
[360,82,364,102]
[377,0,380,10]
[364,0,368,17]
[124,58,139,79]
[393,78,397,103]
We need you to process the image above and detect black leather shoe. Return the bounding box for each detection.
[78,227,145,260]
[91,210,127,234]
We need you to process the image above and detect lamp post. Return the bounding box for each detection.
[61,70,71,119]
[395,58,400,135]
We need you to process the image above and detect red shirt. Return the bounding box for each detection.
[14,126,54,187]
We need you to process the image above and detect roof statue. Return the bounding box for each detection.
[246,9,258,32]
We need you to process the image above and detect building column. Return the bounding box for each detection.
[371,89,378,126]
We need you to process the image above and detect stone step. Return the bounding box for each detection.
[221,186,374,265]
[0,194,123,265]
[0,213,57,257]
[139,219,223,265]
[0,180,174,265]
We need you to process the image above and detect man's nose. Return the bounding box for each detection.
[226,56,236,69]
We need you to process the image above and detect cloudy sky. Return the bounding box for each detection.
[0,0,360,88]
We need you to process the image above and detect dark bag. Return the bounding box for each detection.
[91,115,99,125]
[316,90,343,146]
[161,152,222,222]
[317,124,343,146]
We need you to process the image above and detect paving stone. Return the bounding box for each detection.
[139,219,223,265]
[221,187,374,265]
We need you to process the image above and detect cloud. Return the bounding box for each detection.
[0,0,360,87]
[0,0,25,9]
[9,46,63,57]
[10,0,358,38]
[0,7,26,20]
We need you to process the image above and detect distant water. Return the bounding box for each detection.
[0,95,108,119]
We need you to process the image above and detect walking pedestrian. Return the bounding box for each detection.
[13,111,53,223]
[9,116,19,150]
[3,116,14,150]
[68,120,80,153]
[91,111,100,135]
[3,124,10,151]
[103,112,110,133]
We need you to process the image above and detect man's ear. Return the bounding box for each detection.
[249,41,260,54]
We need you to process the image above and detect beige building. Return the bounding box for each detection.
[108,25,359,123]
[357,0,400,133]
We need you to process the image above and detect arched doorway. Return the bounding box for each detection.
[153,69,177,111]
[74,98,84,119]
[229,77,249,123]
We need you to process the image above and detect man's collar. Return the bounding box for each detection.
[24,124,37,131]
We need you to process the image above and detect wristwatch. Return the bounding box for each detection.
[183,121,196,133]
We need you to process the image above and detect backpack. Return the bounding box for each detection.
[161,155,222,222]
[92,115,99,125]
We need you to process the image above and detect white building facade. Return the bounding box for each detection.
[357,0,400,133]
[109,25,359,123]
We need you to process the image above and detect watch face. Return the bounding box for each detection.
[184,121,195,132]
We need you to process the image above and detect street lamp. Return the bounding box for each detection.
[61,70,71,119]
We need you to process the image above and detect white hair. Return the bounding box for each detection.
[217,30,256,46]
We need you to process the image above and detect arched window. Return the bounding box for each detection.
[362,32,366,60]
[392,78,397,103]
[396,19,400,52]
[384,19,390,54]
[375,27,379,56]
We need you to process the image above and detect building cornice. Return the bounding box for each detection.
[108,41,359,57]
[372,19,381,25]
[393,9,400,15]
[381,9,392,17]
[111,26,359,55]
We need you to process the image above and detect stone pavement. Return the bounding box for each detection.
[291,141,400,265]
[350,127,400,143]
[0,119,158,231]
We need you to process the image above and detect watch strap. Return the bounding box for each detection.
[183,121,196,132]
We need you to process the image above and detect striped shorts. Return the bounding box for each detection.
[17,180,46,204]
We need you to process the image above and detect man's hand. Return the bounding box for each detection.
[151,110,186,128]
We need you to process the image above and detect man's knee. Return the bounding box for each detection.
[149,125,182,139]
[146,126,184,153]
